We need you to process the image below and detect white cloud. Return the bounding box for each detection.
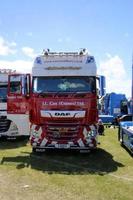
[22,47,37,59]
[98,55,131,97]
[0,60,32,73]
[0,36,17,56]
[10,42,17,47]
[105,53,112,59]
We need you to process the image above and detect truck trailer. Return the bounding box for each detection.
[7,49,103,152]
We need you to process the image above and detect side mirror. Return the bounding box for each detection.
[22,74,31,97]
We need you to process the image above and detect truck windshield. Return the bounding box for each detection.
[32,76,96,93]
[0,85,7,102]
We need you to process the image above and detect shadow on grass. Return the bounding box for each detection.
[0,137,29,149]
[0,148,124,175]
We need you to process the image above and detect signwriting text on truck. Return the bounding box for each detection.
[7,49,103,152]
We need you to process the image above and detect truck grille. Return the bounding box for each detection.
[0,118,11,133]
[45,121,81,141]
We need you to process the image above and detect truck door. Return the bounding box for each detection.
[7,74,31,114]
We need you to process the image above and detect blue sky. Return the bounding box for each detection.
[0,0,133,97]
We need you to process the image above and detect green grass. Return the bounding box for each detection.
[0,128,133,200]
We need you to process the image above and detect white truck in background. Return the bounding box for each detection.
[0,69,29,139]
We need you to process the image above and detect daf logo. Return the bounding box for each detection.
[55,112,71,116]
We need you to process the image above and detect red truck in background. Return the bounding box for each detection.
[7,49,102,152]
[0,69,29,139]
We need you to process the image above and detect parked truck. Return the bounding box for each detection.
[0,69,30,139]
[100,92,128,117]
[99,92,128,124]
[0,69,19,138]
[7,49,103,152]
[117,59,133,155]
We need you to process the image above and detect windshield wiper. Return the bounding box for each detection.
[36,90,91,98]
[53,91,89,97]
[69,91,92,98]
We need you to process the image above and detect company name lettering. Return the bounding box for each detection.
[43,101,85,106]
[55,112,70,116]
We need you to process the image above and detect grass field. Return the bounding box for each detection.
[0,128,133,200]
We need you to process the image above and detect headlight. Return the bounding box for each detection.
[83,126,97,138]
[88,130,97,137]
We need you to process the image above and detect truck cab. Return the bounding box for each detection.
[0,69,30,139]
[30,49,99,152]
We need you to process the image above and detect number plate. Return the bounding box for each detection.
[58,144,69,149]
